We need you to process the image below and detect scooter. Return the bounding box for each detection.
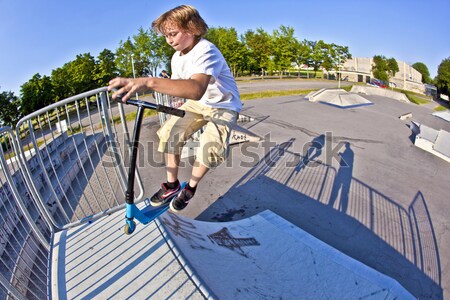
[116,93,185,235]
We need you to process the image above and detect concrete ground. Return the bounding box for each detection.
[136,80,450,300]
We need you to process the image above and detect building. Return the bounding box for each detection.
[328,57,425,94]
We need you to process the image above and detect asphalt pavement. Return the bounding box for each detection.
[135,79,449,300]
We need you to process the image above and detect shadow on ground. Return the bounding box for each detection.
[198,137,442,299]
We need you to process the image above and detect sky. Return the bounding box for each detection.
[1,0,449,95]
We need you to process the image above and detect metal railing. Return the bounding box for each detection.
[154,92,202,141]
[0,87,142,299]
[0,126,52,300]
[14,87,142,230]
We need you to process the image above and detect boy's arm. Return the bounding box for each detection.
[108,74,211,102]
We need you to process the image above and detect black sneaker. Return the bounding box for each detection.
[170,188,194,212]
[149,182,181,207]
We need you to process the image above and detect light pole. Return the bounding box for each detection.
[131,54,138,99]
[337,57,341,89]
[338,68,341,89]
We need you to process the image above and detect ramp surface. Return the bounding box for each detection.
[161,210,414,300]
[51,204,415,299]
[50,204,210,300]
[351,85,410,102]
[305,88,373,108]
[411,121,450,162]
[433,110,450,123]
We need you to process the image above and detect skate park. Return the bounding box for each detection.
[1,79,450,299]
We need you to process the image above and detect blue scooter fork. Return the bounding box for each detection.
[124,182,186,235]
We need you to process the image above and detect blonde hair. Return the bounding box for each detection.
[152,5,208,38]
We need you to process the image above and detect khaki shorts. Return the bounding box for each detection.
[157,100,238,168]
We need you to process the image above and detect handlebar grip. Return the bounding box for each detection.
[111,88,126,101]
[156,105,185,118]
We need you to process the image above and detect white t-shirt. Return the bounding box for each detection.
[170,39,242,113]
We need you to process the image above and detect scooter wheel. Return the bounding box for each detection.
[124,221,136,235]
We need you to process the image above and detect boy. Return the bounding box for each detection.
[108,5,242,212]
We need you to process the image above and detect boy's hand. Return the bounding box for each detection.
[108,78,132,102]
[108,77,149,102]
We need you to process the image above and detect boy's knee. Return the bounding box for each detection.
[196,141,227,168]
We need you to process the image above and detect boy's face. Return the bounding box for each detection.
[163,24,197,55]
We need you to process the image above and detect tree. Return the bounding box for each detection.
[51,66,72,102]
[94,49,118,87]
[308,40,327,77]
[412,62,431,84]
[321,43,352,79]
[205,27,248,77]
[372,55,398,83]
[372,55,389,82]
[20,73,54,116]
[386,57,399,78]
[272,25,298,78]
[0,90,21,126]
[133,27,171,77]
[292,39,312,78]
[115,38,136,77]
[66,53,96,94]
[243,28,274,77]
[436,57,450,96]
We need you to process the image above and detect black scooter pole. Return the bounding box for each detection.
[116,96,185,205]
[125,104,145,205]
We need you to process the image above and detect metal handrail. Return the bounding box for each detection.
[14,87,142,230]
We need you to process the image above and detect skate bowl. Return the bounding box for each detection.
[51,207,414,299]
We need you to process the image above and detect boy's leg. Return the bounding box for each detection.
[170,161,208,212]
[170,107,238,213]
[149,154,182,207]
[150,153,181,207]
[189,161,209,188]
[165,153,180,183]
[152,101,206,207]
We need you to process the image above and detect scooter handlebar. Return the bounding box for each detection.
[112,89,185,118]
[156,104,185,117]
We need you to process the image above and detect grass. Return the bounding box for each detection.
[434,105,448,111]
[239,82,362,100]
[237,70,324,81]
[240,89,316,101]
[111,108,157,124]
[398,90,431,105]
[341,85,353,92]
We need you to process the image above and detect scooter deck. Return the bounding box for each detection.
[140,202,171,222]
[138,181,186,224]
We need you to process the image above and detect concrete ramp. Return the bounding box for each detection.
[51,205,414,299]
[305,88,372,108]
[432,110,450,123]
[161,210,414,300]
[411,121,450,162]
[351,85,410,103]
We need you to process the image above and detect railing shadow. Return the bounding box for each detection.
[199,137,442,299]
